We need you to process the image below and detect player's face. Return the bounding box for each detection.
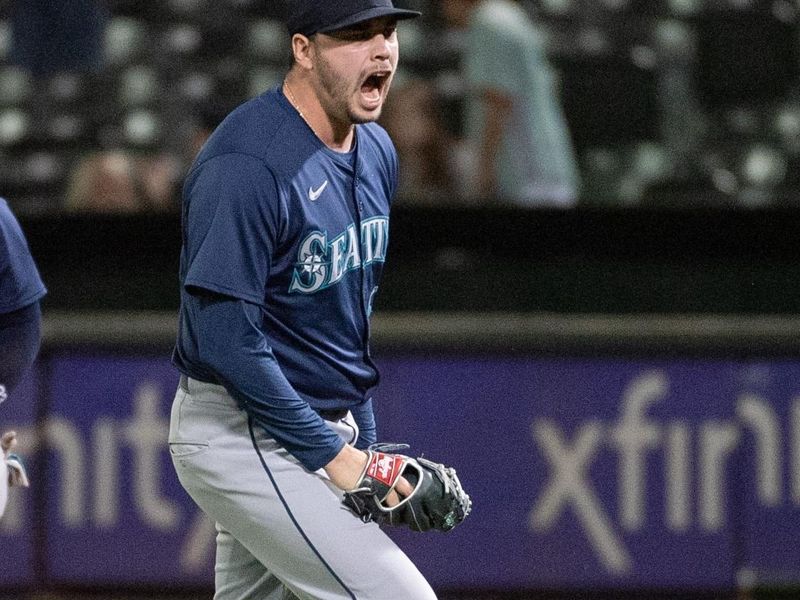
[311,17,400,125]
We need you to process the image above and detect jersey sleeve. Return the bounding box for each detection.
[186,290,345,471]
[350,397,376,449]
[0,199,47,314]
[182,153,281,304]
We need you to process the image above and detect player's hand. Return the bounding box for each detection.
[381,475,413,507]
[1,431,28,487]
[1,431,17,457]
[342,445,472,531]
[324,444,370,491]
[324,445,412,506]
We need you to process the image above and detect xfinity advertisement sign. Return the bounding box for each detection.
[1,353,799,591]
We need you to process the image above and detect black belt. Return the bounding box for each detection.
[316,408,349,421]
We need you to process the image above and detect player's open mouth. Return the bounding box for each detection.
[360,71,390,105]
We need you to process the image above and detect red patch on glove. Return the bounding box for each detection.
[366,452,404,487]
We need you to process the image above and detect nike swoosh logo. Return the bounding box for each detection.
[308,180,328,201]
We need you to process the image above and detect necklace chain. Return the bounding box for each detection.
[283,80,355,151]
[283,81,320,140]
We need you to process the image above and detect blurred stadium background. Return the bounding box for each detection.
[3,0,800,599]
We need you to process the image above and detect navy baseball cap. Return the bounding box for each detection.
[285,0,421,37]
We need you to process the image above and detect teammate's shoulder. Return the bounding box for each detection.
[0,198,13,246]
[0,197,22,237]
[0,197,12,219]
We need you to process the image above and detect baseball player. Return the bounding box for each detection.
[0,198,46,519]
[168,2,470,599]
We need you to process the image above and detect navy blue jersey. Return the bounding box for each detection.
[173,87,397,470]
[0,198,46,396]
[0,199,46,315]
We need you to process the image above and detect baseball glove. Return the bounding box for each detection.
[342,443,471,532]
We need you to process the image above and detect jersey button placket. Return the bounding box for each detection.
[355,176,363,212]
[351,169,371,365]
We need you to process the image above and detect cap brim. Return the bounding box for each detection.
[317,7,421,34]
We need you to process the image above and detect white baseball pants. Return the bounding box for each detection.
[0,459,7,520]
[168,377,437,600]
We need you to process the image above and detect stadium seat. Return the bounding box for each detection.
[105,17,150,66]
[0,19,10,63]
[771,103,800,156]
[0,66,32,106]
[177,71,216,103]
[738,143,789,190]
[21,151,68,189]
[165,0,211,21]
[396,19,426,65]
[160,23,204,60]
[247,66,284,99]
[0,150,69,213]
[245,19,289,65]
[117,65,161,107]
[43,72,99,109]
[0,107,29,148]
[122,108,163,147]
